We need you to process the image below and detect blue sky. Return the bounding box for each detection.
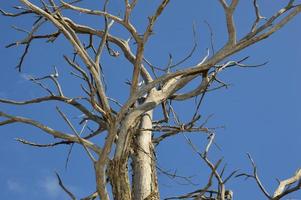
[0,1,301,199]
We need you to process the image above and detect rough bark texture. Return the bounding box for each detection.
[109,158,132,200]
[1,1,301,200]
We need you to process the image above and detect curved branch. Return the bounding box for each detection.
[62,17,153,83]
[219,0,239,45]
[60,0,140,41]
[0,111,101,153]
[170,75,209,101]
[20,0,112,121]
[0,96,104,125]
[273,168,301,199]
[15,138,72,147]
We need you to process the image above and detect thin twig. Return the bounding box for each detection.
[56,106,96,163]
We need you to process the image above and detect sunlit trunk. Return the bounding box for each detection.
[132,110,159,200]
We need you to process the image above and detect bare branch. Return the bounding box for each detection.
[56,106,96,163]
[241,2,300,43]
[130,0,170,96]
[29,67,64,96]
[55,172,76,200]
[20,0,112,120]
[61,17,152,82]
[156,166,197,186]
[28,75,54,95]
[236,153,271,199]
[144,0,170,42]
[60,0,139,41]
[65,119,88,169]
[219,0,239,45]
[0,8,33,17]
[81,192,98,200]
[95,14,114,73]
[0,111,101,153]
[6,19,46,71]
[273,168,301,199]
[204,20,215,55]
[0,95,104,124]
[2,1,301,199]
[250,0,266,32]
[15,138,72,147]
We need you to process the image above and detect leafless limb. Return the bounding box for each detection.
[164,179,217,200]
[0,8,33,17]
[130,0,170,96]
[217,56,268,69]
[156,166,198,186]
[144,0,170,42]
[152,100,171,125]
[4,18,62,71]
[124,0,138,22]
[236,153,301,200]
[2,1,301,199]
[204,20,215,55]
[273,168,301,199]
[236,153,271,199]
[65,120,88,169]
[219,0,239,45]
[169,50,210,101]
[61,0,140,51]
[184,133,228,200]
[29,67,64,96]
[81,192,98,200]
[84,34,97,53]
[251,0,266,32]
[21,0,112,121]
[28,75,54,95]
[95,0,114,73]
[63,55,91,88]
[0,111,101,153]
[55,172,76,200]
[56,106,96,163]
[0,95,104,125]
[241,0,298,42]
[171,56,265,109]
[165,157,222,200]
[223,169,240,184]
[107,97,123,108]
[15,138,72,147]
[152,117,210,144]
[166,23,198,70]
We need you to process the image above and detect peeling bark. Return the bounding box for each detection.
[108,158,132,200]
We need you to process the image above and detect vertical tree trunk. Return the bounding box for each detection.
[108,158,132,200]
[132,110,159,200]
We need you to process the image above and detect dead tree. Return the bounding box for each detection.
[0,0,301,200]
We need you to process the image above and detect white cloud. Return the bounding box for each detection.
[7,179,24,193]
[19,73,32,81]
[40,176,61,198]
[5,174,74,199]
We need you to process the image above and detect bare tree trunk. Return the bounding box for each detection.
[3,1,301,200]
[132,110,159,200]
[109,157,132,200]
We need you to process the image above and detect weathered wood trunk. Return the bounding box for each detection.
[109,158,132,200]
[132,111,159,200]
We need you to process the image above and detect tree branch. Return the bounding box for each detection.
[0,111,101,153]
